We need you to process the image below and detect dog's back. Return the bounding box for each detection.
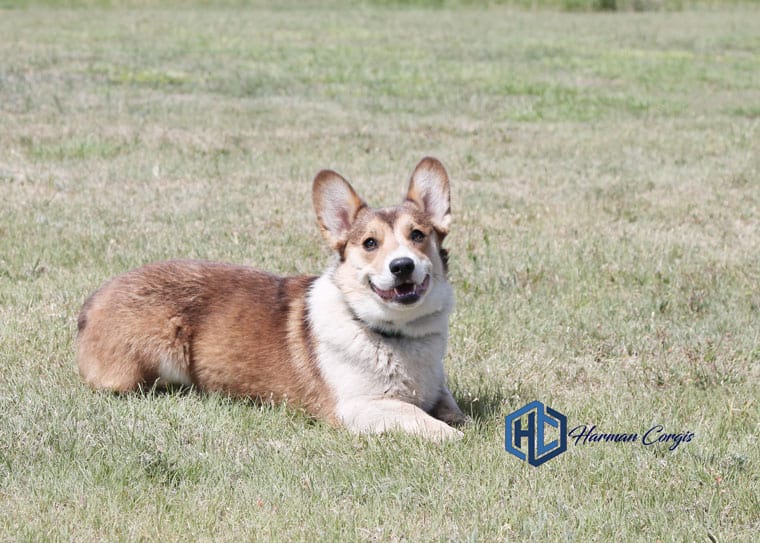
[77,260,337,420]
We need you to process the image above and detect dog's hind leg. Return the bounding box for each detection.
[76,297,192,392]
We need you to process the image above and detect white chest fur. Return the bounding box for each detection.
[307,274,451,421]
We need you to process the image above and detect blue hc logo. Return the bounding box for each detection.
[505,401,568,467]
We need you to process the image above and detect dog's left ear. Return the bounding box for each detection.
[405,157,451,236]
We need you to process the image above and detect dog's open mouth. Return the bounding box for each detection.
[370,275,430,305]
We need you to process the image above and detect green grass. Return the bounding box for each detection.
[1,2,759,541]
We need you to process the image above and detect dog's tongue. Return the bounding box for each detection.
[372,284,402,300]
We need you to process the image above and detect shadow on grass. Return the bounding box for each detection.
[133,382,196,397]
[454,387,515,423]
[117,380,514,428]
[126,382,323,425]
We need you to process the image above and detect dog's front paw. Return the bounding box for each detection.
[343,398,465,442]
[415,417,464,442]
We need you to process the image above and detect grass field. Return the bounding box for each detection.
[1,1,759,541]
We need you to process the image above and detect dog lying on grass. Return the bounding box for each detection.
[76,157,466,441]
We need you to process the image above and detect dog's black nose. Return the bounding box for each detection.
[389,257,415,278]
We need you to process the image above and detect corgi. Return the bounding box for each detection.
[76,157,466,441]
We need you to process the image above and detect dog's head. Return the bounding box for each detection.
[312,157,453,335]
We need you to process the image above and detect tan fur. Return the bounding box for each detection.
[77,261,337,421]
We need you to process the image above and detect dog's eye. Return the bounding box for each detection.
[410,229,426,243]
[362,238,378,251]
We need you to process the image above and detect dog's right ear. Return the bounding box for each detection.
[312,170,366,250]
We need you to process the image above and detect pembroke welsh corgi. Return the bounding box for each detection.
[76,157,465,441]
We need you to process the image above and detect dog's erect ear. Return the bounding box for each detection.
[405,157,451,235]
[313,169,367,250]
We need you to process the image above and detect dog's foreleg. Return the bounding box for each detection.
[339,398,463,442]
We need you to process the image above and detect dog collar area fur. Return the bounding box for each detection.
[347,307,445,341]
[371,326,405,339]
[342,307,407,340]
[346,311,405,339]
